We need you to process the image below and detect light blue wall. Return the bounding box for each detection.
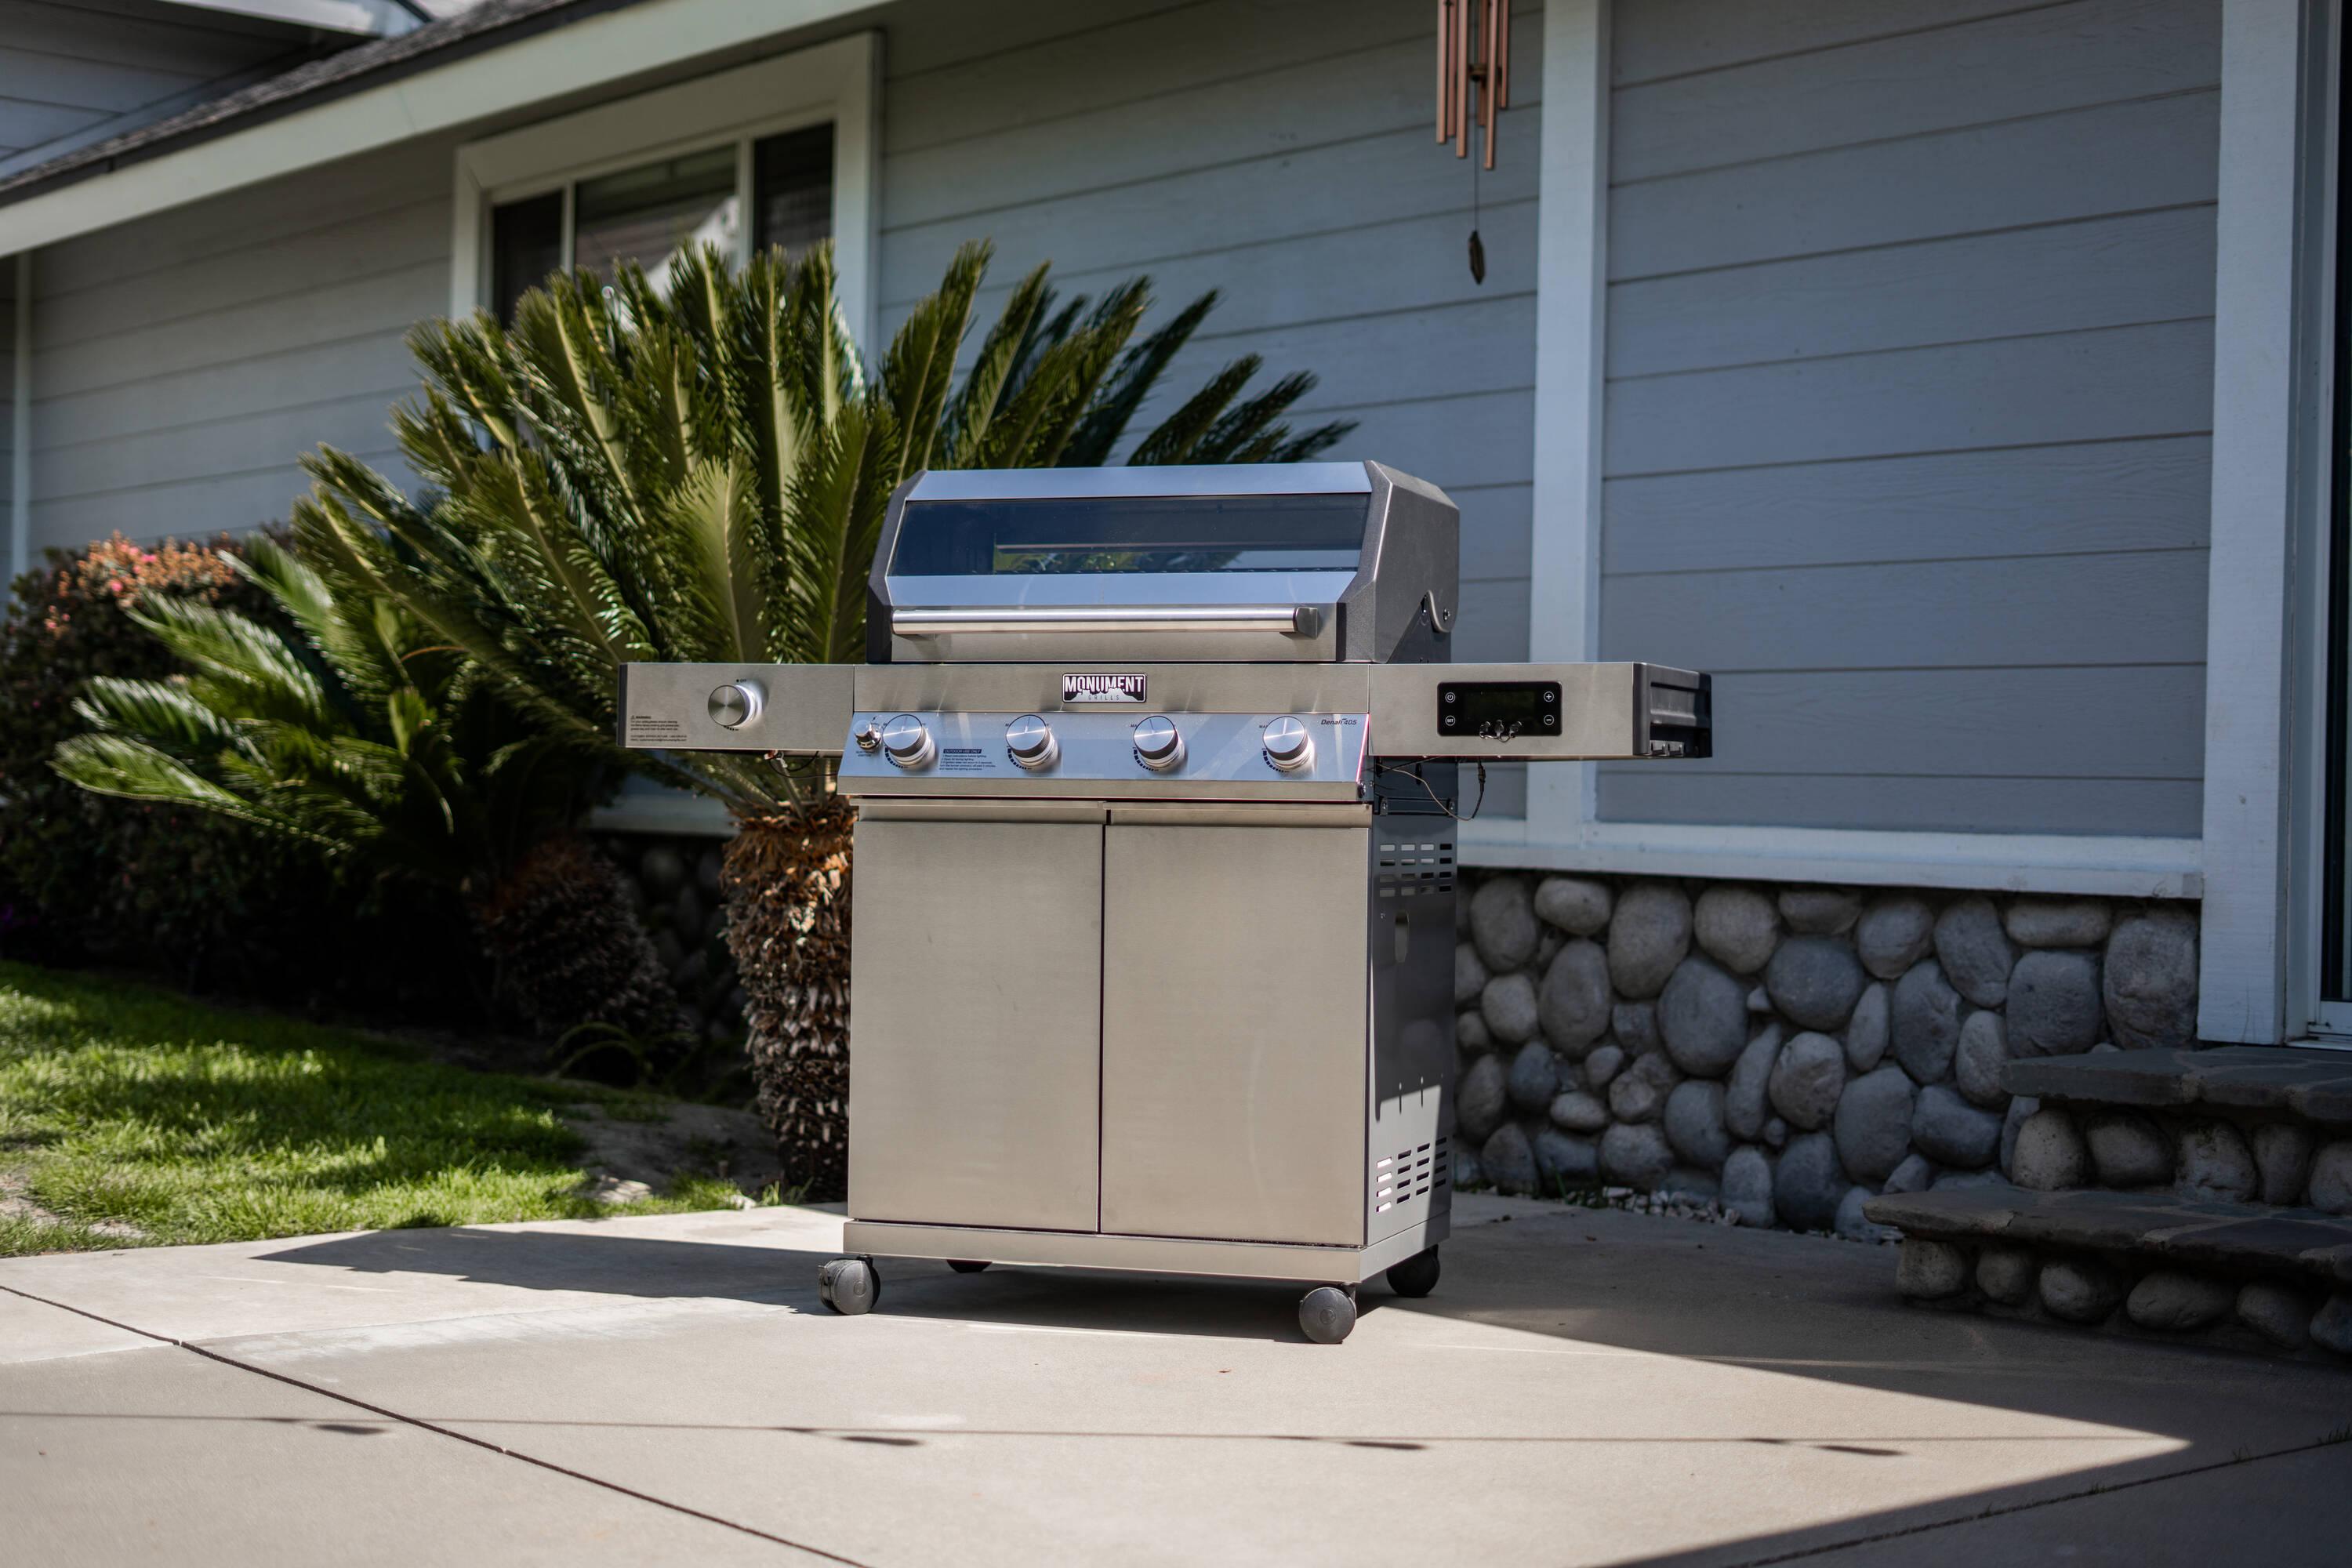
[24,136,454,554]
[12,0,2223,842]
[1592,0,2219,837]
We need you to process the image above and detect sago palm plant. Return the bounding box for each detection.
[52,536,684,1047]
[288,238,1354,1194]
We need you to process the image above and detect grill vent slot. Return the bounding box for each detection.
[1372,1137,1450,1212]
[1375,840,1455,898]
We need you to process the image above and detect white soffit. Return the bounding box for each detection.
[0,0,884,252]
[153,0,428,35]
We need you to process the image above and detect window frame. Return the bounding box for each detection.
[450,33,880,351]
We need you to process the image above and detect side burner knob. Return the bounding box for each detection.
[880,714,935,770]
[708,680,764,729]
[1005,713,1058,771]
[1132,715,1185,772]
[1262,715,1314,772]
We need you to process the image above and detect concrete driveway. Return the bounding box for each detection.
[3,1196,2348,1566]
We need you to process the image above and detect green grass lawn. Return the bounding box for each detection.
[0,961,748,1258]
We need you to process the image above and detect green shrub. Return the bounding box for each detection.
[0,534,318,985]
[54,536,681,1058]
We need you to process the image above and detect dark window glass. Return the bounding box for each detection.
[485,120,833,321]
[753,123,833,256]
[488,191,562,321]
[2327,30,2352,1000]
[889,495,1368,575]
[573,143,740,288]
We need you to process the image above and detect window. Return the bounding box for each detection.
[484,125,833,321]
[454,36,879,347]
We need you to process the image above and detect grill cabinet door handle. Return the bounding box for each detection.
[891,604,1322,637]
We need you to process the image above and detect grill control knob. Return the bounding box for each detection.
[1262,715,1314,772]
[708,680,764,729]
[1132,715,1185,771]
[880,713,935,770]
[1005,713,1058,771]
[852,719,881,753]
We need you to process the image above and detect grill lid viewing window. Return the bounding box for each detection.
[887,493,1370,576]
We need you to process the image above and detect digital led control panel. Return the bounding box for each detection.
[1436,680,1561,743]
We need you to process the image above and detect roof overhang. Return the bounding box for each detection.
[0,0,883,254]
[154,0,429,37]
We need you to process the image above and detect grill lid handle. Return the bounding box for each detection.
[890,604,1323,637]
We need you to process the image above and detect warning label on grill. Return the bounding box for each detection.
[624,715,688,745]
[1062,673,1147,704]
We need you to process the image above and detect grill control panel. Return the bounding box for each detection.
[836,710,1367,789]
[1436,679,1560,742]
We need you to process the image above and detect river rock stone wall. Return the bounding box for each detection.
[596,831,747,1045]
[1452,873,2201,1235]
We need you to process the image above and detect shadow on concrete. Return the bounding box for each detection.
[261,1221,1332,1343]
[260,1206,2352,1563]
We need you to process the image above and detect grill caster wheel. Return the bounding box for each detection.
[818,1255,880,1316]
[1299,1284,1357,1344]
[946,1259,991,1274]
[1385,1247,1440,1298]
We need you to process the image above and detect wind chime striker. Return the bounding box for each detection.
[1436,0,1511,282]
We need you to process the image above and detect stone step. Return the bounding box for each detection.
[1994,1047,2352,1210]
[1865,1181,2352,1356]
[2005,1045,2352,1124]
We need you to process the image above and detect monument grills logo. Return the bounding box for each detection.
[1062,673,1147,704]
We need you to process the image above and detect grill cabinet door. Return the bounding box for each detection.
[1099,819,1368,1246]
[846,811,1104,1232]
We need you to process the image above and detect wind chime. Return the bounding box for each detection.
[1436,0,1511,282]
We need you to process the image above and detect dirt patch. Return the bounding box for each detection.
[0,1170,144,1240]
[562,1098,789,1203]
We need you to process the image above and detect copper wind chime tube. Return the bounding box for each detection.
[1436,0,1509,169]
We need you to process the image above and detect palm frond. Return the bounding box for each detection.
[884,241,988,481]
[1062,288,1218,466]
[73,677,243,756]
[942,263,1053,469]
[775,397,895,666]
[53,733,332,849]
[256,241,1352,820]
[1127,356,1262,466]
[128,598,332,728]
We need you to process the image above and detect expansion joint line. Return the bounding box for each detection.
[1722,1426,2352,1566]
[0,1281,867,1566]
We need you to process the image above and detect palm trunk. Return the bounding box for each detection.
[720,797,855,1200]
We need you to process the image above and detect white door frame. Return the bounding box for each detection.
[2284,1,2352,1042]
[2205,0,2339,1044]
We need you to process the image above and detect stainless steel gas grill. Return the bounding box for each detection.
[615,462,1711,1342]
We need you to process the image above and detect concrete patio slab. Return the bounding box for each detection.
[4,1197,2347,1566]
[0,1298,820,1566]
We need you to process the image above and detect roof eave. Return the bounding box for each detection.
[0,0,880,251]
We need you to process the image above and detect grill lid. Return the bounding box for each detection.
[866,461,1457,666]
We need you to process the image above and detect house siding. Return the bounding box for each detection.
[0,0,304,165]
[24,137,454,554]
[9,0,2223,844]
[1592,0,2219,839]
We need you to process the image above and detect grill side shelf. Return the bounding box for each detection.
[1636,665,1712,760]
